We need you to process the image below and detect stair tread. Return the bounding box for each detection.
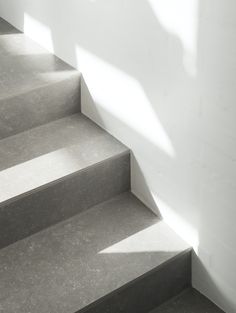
[0,113,128,204]
[150,288,224,313]
[0,192,189,313]
[0,18,78,100]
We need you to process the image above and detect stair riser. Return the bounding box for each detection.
[0,74,81,139]
[81,251,191,313]
[0,152,130,249]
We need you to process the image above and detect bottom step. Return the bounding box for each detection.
[0,192,190,313]
[150,288,224,313]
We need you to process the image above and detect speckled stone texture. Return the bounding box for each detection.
[0,114,129,202]
[0,17,193,313]
[0,17,80,139]
[0,114,130,249]
[0,17,130,249]
[150,288,225,313]
[0,193,190,313]
[0,16,130,249]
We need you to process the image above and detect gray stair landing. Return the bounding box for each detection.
[0,113,130,248]
[150,288,224,313]
[0,17,80,139]
[0,192,190,313]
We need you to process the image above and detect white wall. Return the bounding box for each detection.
[0,1,235,311]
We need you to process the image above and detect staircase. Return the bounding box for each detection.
[0,17,223,313]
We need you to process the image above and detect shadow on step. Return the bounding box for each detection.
[0,17,21,35]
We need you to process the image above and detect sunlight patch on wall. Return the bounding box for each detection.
[148,0,199,77]
[153,194,199,252]
[24,13,54,53]
[76,45,175,158]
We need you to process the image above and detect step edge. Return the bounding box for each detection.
[0,149,130,208]
[0,112,81,144]
[78,248,192,313]
[0,71,81,102]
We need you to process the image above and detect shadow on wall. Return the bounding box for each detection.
[2,0,236,312]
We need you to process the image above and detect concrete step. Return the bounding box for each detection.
[0,192,190,313]
[150,288,224,313]
[0,17,80,139]
[0,113,130,248]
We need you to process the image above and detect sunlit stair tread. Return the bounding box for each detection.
[0,113,128,205]
[0,17,80,139]
[149,288,224,313]
[0,192,190,313]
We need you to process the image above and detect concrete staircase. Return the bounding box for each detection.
[0,17,223,313]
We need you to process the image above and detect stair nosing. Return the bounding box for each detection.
[0,191,190,313]
[0,71,81,102]
[0,149,130,208]
[79,248,192,313]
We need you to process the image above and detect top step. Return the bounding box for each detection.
[0,18,81,139]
